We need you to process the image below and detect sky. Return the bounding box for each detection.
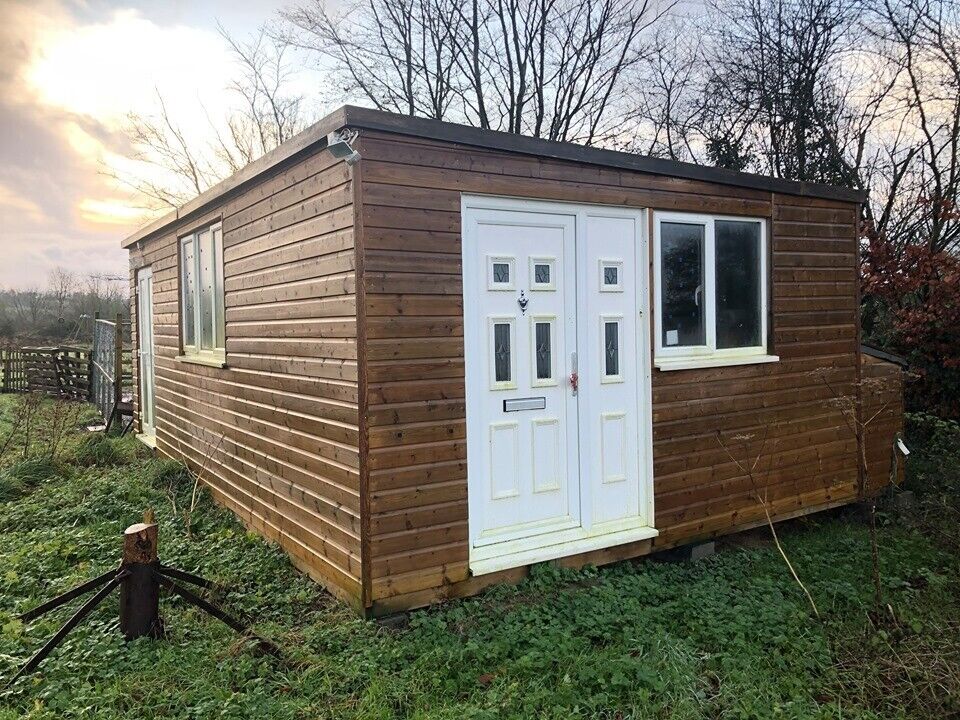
[0,0,305,290]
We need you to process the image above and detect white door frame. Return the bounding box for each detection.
[463,195,657,575]
[136,267,156,444]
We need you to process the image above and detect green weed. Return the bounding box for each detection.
[0,395,955,719]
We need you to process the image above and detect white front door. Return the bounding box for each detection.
[136,268,156,439]
[464,197,656,575]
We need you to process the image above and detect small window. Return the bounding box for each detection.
[531,317,555,385]
[529,257,556,291]
[654,212,771,369]
[488,256,515,290]
[600,260,623,292]
[490,318,515,389]
[180,223,225,361]
[601,316,623,383]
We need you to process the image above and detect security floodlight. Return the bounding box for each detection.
[326,130,361,166]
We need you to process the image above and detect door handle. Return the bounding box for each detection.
[570,352,578,396]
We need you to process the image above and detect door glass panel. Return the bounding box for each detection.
[535,321,552,380]
[198,229,215,351]
[493,263,510,284]
[604,321,620,378]
[535,264,550,284]
[494,322,511,382]
[716,220,762,349]
[661,222,705,347]
[604,266,618,286]
[213,226,226,350]
[181,239,196,348]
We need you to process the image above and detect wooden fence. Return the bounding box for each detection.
[1,314,133,430]
[0,347,91,400]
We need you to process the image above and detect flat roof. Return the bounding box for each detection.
[122,104,867,249]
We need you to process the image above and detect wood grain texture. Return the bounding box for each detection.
[354,131,880,609]
[129,147,363,606]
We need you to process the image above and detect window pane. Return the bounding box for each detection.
[213,227,226,350]
[198,229,215,350]
[715,220,762,349]
[604,321,620,377]
[535,322,552,379]
[661,222,706,347]
[604,266,618,286]
[181,239,196,348]
[494,323,511,382]
[535,263,550,284]
[493,262,510,284]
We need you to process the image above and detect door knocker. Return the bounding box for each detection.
[517,290,529,314]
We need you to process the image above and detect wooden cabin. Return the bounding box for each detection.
[123,105,905,616]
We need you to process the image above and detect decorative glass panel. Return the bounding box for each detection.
[535,264,550,285]
[181,239,196,348]
[493,262,510,284]
[494,323,511,382]
[604,266,618,286]
[604,321,620,377]
[661,222,706,347]
[535,322,552,380]
[716,220,762,349]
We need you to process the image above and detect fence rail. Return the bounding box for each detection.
[1,347,91,400]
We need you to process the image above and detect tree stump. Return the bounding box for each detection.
[119,522,162,639]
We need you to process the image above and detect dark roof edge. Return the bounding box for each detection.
[122,103,867,249]
[861,344,909,367]
[342,105,868,204]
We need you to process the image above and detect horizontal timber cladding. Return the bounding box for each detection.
[129,146,365,608]
[355,130,867,611]
[862,355,905,492]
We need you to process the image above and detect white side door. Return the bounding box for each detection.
[463,206,580,553]
[578,209,654,530]
[136,268,156,439]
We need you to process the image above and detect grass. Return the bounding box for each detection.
[0,394,958,719]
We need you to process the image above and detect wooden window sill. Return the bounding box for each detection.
[176,354,227,369]
[136,433,157,449]
[655,354,779,372]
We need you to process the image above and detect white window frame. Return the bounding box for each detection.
[179,222,226,365]
[653,211,777,371]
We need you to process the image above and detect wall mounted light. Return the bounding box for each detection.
[326,129,361,166]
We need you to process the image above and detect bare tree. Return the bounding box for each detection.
[864,0,960,255]
[47,268,76,323]
[115,26,310,209]
[283,0,669,144]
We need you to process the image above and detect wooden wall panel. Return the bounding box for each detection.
[356,131,873,611]
[129,148,364,608]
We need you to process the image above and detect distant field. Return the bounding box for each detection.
[0,394,958,719]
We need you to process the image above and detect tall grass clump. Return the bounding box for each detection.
[0,457,63,501]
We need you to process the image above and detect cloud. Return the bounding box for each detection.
[0,0,255,289]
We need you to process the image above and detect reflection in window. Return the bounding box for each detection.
[716,220,762,349]
[535,322,552,380]
[661,222,706,347]
[604,321,620,377]
[493,262,510,284]
[494,323,511,382]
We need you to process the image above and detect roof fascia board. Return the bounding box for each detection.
[341,105,867,203]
